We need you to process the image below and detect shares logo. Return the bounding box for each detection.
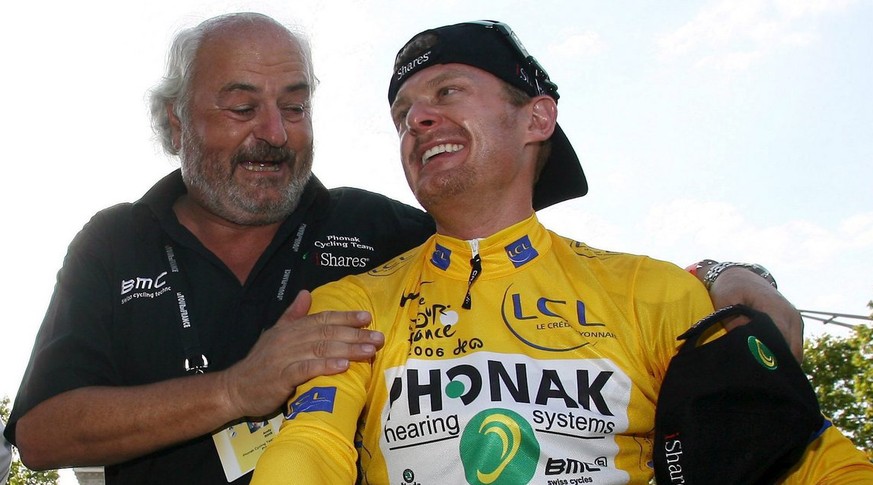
[314,252,370,268]
[396,50,432,81]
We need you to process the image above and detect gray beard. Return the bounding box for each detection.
[180,128,313,226]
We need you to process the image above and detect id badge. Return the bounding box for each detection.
[212,413,284,482]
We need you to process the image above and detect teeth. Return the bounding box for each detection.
[240,161,281,172]
[421,144,464,166]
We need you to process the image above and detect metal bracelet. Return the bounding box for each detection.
[703,261,777,290]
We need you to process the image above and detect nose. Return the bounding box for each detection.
[253,105,289,147]
[404,101,441,135]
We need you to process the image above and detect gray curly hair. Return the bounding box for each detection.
[148,12,316,156]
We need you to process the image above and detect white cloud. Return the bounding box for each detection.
[656,0,859,71]
[548,31,606,60]
[774,0,859,18]
[643,199,746,247]
[538,203,626,248]
[656,0,762,60]
[839,212,873,247]
[696,50,767,71]
[640,199,873,268]
[635,199,872,337]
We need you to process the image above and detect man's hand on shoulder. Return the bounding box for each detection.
[220,290,384,419]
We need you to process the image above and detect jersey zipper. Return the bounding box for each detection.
[462,238,482,310]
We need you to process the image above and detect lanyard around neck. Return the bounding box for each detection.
[161,216,314,374]
[163,243,209,374]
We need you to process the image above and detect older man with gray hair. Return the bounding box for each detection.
[4,12,434,484]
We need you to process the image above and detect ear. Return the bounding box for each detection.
[167,103,183,151]
[526,95,558,143]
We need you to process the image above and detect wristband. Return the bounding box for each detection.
[686,259,718,278]
[702,261,777,290]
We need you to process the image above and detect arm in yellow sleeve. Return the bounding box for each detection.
[252,362,369,484]
[781,423,873,484]
[253,280,374,484]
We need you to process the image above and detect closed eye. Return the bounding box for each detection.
[283,104,308,121]
[227,106,255,118]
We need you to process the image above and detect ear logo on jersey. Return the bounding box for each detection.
[505,235,538,268]
[431,243,452,271]
[459,408,540,484]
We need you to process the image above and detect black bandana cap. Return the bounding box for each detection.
[388,21,588,210]
[654,305,828,484]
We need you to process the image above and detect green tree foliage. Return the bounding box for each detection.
[801,301,873,461]
[1,396,59,485]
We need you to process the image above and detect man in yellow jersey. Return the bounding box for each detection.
[254,20,873,484]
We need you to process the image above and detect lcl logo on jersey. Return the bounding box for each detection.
[501,286,614,351]
[430,243,451,271]
[510,292,605,328]
[505,235,538,268]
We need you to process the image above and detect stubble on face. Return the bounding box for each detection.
[180,123,313,226]
[409,107,517,212]
[409,127,477,211]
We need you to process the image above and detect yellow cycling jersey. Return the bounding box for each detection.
[254,215,873,485]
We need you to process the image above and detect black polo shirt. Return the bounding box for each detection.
[7,170,434,484]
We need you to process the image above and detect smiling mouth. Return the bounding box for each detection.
[240,161,282,172]
[421,143,464,166]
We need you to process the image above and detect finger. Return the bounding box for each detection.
[285,290,313,320]
[780,311,804,361]
[314,322,384,348]
[720,314,751,331]
[275,307,372,337]
[307,336,384,361]
[265,324,384,362]
[282,358,353,389]
[306,308,372,328]
[265,320,384,364]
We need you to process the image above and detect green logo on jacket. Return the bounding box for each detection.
[747,336,778,370]
[459,408,540,484]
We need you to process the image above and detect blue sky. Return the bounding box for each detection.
[1,4,870,473]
